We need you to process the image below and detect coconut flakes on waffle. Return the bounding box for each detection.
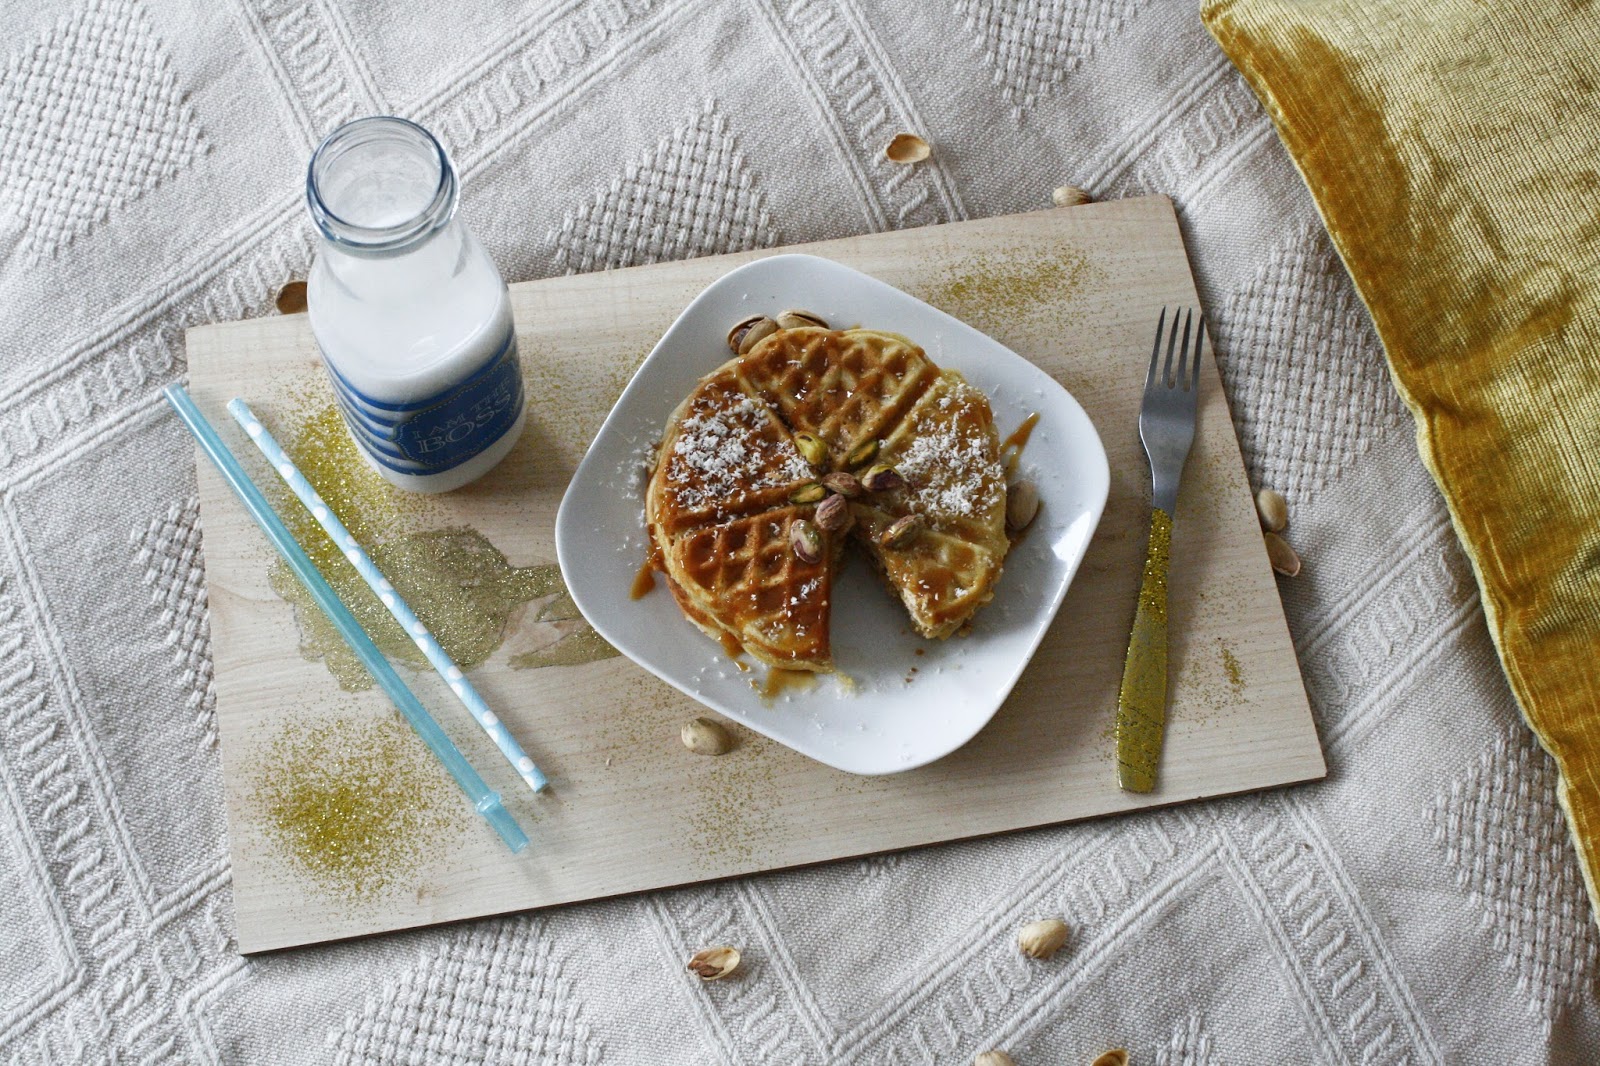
[665,393,810,516]
[894,385,1004,526]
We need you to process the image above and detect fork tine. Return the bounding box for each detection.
[1174,309,1193,389]
[1190,314,1205,392]
[1145,307,1166,389]
[1162,307,1181,387]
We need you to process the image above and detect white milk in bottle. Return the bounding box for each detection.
[305,116,523,492]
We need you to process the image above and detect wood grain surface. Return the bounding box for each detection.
[185,195,1324,954]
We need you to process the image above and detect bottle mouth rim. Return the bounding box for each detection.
[306,116,458,255]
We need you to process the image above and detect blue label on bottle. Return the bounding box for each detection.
[324,328,523,475]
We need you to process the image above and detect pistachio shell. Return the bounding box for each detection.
[815,494,849,532]
[1089,1051,1129,1066]
[1256,488,1288,532]
[686,945,741,981]
[885,133,931,163]
[794,432,827,468]
[880,514,924,549]
[776,308,829,330]
[729,315,779,354]
[974,1053,1017,1066]
[861,464,905,493]
[680,717,732,756]
[1051,184,1093,207]
[820,472,864,498]
[1264,531,1301,576]
[1017,917,1069,960]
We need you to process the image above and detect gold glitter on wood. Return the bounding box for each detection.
[261,391,614,689]
[1220,641,1246,697]
[685,727,779,866]
[255,715,463,900]
[264,395,440,576]
[918,248,1095,334]
[509,625,618,670]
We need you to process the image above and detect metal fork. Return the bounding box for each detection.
[1116,307,1204,793]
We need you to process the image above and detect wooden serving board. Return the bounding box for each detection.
[186,195,1324,954]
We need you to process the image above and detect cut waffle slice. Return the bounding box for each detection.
[871,371,1010,559]
[851,503,1006,640]
[736,327,939,464]
[646,362,817,540]
[661,504,838,670]
[848,372,1009,639]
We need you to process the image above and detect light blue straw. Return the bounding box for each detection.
[227,397,548,794]
[162,385,529,854]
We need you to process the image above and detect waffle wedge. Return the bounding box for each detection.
[737,327,939,466]
[660,504,841,670]
[646,364,814,539]
[848,372,1008,637]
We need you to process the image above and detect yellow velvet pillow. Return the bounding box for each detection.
[1202,0,1600,913]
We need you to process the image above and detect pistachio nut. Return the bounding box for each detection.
[791,519,823,564]
[686,945,741,981]
[1006,479,1040,531]
[879,514,923,549]
[844,438,880,469]
[789,482,827,505]
[1089,1052,1128,1066]
[794,432,827,468]
[820,471,864,498]
[815,494,849,532]
[728,315,778,354]
[680,716,732,756]
[1256,487,1288,532]
[974,1053,1017,1066]
[1017,917,1069,960]
[1264,531,1301,577]
[776,308,829,330]
[860,464,905,493]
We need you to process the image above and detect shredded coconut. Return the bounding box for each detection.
[895,385,1003,520]
[664,390,809,512]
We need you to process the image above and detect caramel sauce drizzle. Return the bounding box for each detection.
[630,558,657,600]
[1001,411,1041,478]
[1001,411,1041,453]
[760,668,817,699]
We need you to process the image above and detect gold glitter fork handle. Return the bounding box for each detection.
[1116,508,1172,793]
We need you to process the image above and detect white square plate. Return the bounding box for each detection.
[556,254,1109,774]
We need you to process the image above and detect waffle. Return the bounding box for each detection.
[647,326,1009,669]
[737,327,939,465]
[646,364,814,539]
[661,504,840,669]
[850,372,1009,638]
[849,504,1006,639]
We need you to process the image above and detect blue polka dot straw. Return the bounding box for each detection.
[227,398,548,794]
[164,386,525,853]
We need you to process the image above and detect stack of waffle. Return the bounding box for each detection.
[646,324,1009,671]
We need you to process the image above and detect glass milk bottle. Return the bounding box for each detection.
[305,116,524,493]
